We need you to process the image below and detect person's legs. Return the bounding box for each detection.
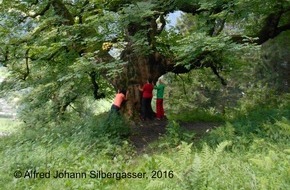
[144,98,150,119]
[156,98,163,118]
[160,99,164,118]
[143,98,153,119]
[141,98,146,120]
[108,104,120,120]
[111,104,120,112]
[148,98,155,119]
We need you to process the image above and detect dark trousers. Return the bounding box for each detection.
[111,104,120,112]
[109,104,120,119]
[141,98,154,119]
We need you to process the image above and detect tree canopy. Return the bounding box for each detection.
[0,0,290,121]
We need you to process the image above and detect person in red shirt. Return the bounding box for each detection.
[139,78,155,120]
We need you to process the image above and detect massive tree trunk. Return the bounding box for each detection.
[112,51,167,119]
[109,11,227,119]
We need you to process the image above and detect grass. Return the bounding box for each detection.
[0,118,21,134]
[168,108,225,123]
[0,103,290,189]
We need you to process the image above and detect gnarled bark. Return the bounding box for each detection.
[112,51,167,119]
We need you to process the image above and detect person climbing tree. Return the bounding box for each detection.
[139,78,155,120]
[154,78,165,120]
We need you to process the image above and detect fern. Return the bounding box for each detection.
[155,155,176,169]
[146,181,166,190]
[182,141,231,189]
[143,141,232,189]
[262,117,290,141]
[177,142,193,162]
[212,141,232,163]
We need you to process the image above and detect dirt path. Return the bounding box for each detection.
[129,119,220,153]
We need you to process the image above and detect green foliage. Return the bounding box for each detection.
[230,0,289,34]
[0,118,21,135]
[0,0,123,124]
[160,120,195,146]
[181,141,232,189]
[203,97,290,150]
[0,117,136,190]
[203,122,237,147]
[1,0,290,188]
[1,0,290,125]
[260,31,290,92]
[1,98,290,189]
[169,109,224,123]
[121,2,158,24]
[259,118,290,142]
[129,30,153,55]
[93,112,131,139]
[172,32,231,66]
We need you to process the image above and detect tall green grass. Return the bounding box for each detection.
[0,118,21,135]
[0,101,290,189]
[168,108,225,123]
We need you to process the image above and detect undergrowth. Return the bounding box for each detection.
[1,96,290,189]
[168,108,225,123]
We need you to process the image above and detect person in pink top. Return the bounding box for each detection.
[111,89,128,114]
[139,78,155,120]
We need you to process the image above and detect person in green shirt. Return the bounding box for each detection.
[154,78,165,119]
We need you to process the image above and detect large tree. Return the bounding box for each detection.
[0,0,290,121]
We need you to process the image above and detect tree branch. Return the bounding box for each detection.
[51,0,74,25]
[175,2,290,45]
[157,14,166,34]
[230,11,290,45]
[89,71,105,99]
[59,95,78,114]
[161,50,227,85]
[276,21,290,35]
[213,19,226,36]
